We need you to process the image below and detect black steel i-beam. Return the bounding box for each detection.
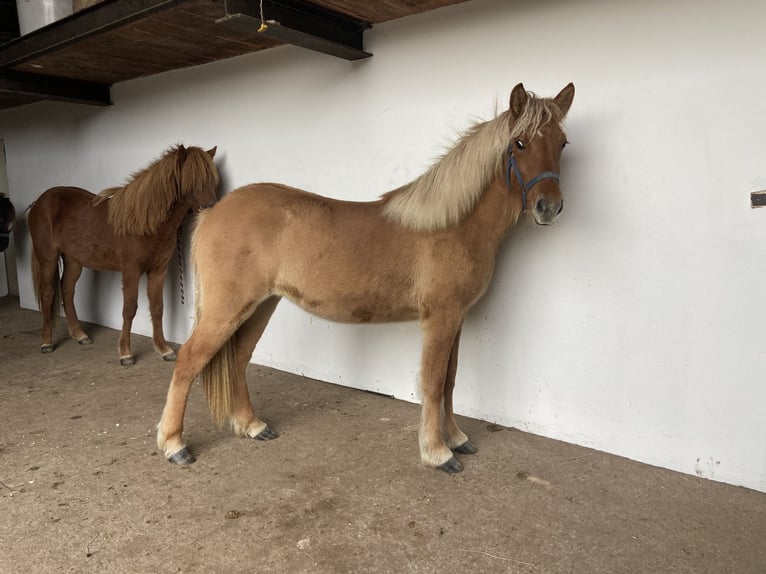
[0,70,112,106]
[218,0,371,61]
[0,0,183,69]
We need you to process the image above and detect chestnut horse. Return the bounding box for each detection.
[158,83,574,472]
[28,145,219,365]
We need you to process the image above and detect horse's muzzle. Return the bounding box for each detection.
[533,197,563,226]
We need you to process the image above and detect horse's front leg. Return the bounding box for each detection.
[419,312,465,473]
[442,328,477,455]
[146,267,175,361]
[118,270,140,366]
[34,252,59,353]
[61,256,92,345]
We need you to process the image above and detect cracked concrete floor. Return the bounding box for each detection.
[1,296,764,573]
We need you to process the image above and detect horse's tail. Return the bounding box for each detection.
[192,209,237,428]
[200,334,237,428]
[30,249,61,323]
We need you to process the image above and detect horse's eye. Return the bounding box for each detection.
[562,140,569,149]
[515,139,525,150]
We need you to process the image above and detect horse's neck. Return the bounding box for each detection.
[155,197,193,238]
[459,175,521,245]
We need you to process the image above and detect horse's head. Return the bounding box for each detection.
[183,146,220,211]
[0,195,16,252]
[506,82,574,225]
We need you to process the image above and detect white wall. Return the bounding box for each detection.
[2,0,765,492]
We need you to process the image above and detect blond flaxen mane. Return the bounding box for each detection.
[383,92,566,231]
[94,145,219,236]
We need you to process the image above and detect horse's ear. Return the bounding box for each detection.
[509,83,527,119]
[554,83,575,117]
[206,146,217,158]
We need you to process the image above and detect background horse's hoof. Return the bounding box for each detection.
[255,426,279,441]
[453,440,478,455]
[161,351,176,362]
[40,344,55,354]
[77,336,93,345]
[438,457,464,474]
[120,356,136,366]
[167,448,196,465]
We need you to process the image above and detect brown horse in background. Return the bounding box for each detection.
[158,83,574,472]
[28,145,219,365]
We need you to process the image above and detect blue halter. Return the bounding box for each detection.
[505,144,560,213]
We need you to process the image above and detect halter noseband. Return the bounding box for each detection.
[505,144,560,213]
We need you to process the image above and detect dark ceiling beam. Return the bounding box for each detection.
[0,70,112,106]
[218,0,371,61]
[0,0,183,68]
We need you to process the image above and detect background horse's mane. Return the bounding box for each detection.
[96,145,219,236]
[383,92,566,231]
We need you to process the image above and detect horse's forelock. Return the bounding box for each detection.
[178,147,220,200]
[509,93,566,140]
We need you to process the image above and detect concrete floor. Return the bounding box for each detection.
[1,295,764,573]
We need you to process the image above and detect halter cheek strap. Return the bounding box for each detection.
[505,144,560,213]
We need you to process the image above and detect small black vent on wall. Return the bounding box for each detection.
[751,190,766,208]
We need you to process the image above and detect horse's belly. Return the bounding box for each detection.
[275,285,419,324]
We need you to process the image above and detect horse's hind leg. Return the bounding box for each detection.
[418,312,466,473]
[157,297,265,464]
[146,266,175,361]
[157,324,233,463]
[442,329,477,455]
[61,256,92,345]
[118,269,141,366]
[229,296,281,440]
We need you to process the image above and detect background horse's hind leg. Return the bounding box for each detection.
[442,329,477,455]
[118,269,141,365]
[61,256,92,345]
[146,266,175,361]
[229,296,281,441]
[419,312,465,473]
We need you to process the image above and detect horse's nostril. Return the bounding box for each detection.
[556,200,564,215]
[536,198,545,213]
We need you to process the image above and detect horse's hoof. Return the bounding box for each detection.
[438,457,464,474]
[77,337,92,346]
[161,351,176,362]
[40,344,55,354]
[120,356,136,366]
[453,440,478,455]
[255,426,279,441]
[167,448,196,465]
